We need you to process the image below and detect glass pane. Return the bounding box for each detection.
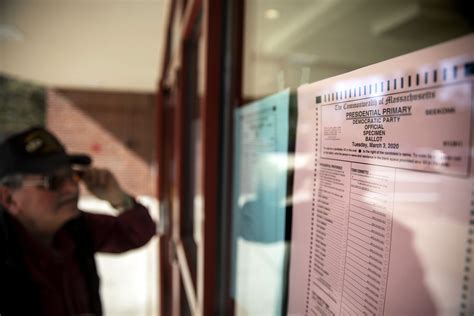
[243,0,472,100]
[240,1,473,315]
[181,11,203,287]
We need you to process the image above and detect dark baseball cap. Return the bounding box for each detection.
[0,127,91,178]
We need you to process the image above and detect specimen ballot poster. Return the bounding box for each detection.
[288,34,474,316]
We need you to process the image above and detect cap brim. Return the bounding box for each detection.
[68,154,92,166]
[11,154,91,176]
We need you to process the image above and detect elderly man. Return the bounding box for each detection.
[0,127,156,316]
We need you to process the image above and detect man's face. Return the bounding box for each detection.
[3,167,80,237]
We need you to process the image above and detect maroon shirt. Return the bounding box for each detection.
[14,202,156,316]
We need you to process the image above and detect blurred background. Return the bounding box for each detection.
[1,1,168,315]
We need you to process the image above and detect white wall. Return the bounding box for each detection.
[0,0,166,92]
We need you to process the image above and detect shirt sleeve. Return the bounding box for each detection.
[81,201,157,253]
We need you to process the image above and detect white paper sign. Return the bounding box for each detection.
[288,34,474,316]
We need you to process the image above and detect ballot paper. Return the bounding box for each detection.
[231,89,291,316]
[288,34,474,316]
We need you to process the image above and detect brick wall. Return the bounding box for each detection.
[47,88,157,197]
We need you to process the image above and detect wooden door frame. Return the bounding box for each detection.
[156,0,243,315]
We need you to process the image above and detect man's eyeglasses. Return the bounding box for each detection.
[0,169,84,191]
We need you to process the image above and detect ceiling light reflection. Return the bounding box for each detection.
[265,9,280,20]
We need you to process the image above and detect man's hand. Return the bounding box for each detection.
[82,168,128,207]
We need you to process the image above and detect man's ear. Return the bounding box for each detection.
[0,186,15,213]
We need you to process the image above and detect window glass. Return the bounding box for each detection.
[243,0,472,100]
[238,0,473,315]
[182,15,203,282]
